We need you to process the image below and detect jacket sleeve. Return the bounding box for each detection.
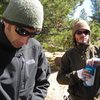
[56,51,82,86]
[32,47,51,100]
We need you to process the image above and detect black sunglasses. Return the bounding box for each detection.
[75,30,90,35]
[15,27,40,37]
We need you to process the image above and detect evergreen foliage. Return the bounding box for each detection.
[0,0,9,18]
[91,0,100,22]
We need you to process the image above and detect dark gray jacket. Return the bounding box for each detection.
[0,22,50,100]
[57,44,100,100]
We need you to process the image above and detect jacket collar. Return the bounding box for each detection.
[75,43,90,52]
[0,21,17,51]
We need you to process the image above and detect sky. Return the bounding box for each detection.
[73,0,93,20]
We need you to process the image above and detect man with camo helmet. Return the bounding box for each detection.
[0,0,50,100]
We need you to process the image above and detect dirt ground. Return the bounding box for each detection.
[45,72,69,100]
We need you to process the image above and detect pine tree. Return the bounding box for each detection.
[91,0,100,22]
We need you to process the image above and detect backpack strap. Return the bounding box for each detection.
[91,45,95,58]
[86,45,95,60]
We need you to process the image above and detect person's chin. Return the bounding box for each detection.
[78,41,89,45]
[80,40,88,44]
[12,43,22,48]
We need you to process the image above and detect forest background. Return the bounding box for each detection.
[0,0,100,52]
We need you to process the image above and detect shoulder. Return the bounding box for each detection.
[28,38,41,47]
[94,45,100,54]
[66,47,76,53]
[89,44,99,51]
[89,44,100,57]
[26,38,42,49]
[20,38,43,51]
[63,47,75,57]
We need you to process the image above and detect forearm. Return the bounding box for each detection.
[57,70,81,85]
[32,81,50,100]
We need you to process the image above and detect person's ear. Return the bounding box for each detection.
[4,21,12,32]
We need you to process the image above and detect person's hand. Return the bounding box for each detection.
[82,69,92,81]
[77,69,91,81]
[86,58,94,66]
[87,58,100,66]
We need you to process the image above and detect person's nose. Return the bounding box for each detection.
[81,33,86,36]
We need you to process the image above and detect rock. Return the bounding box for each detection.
[45,52,54,58]
[45,52,64,72]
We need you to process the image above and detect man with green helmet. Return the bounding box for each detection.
[0,0,50,100]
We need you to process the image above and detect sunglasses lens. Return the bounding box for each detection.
[15,27,25,36]
[15,27,40,37]
[34,31,40,35]
[76,30,90,35]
